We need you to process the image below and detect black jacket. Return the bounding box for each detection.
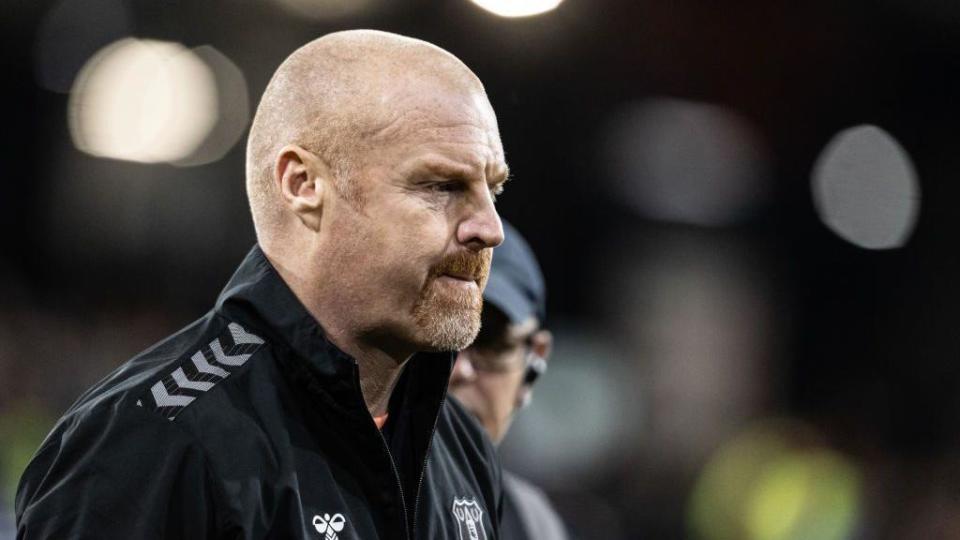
[500,471,568,540]
[16,246,503,540]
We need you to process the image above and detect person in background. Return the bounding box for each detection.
[449,220,570,540]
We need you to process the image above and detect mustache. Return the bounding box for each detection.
[430,250,492,282]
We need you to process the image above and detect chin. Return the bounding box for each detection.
[411,285,482,351]
[416,310,481,351]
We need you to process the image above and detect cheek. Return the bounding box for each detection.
[323,209,420,307]
[375,204,450,273]
[477,374,524,417]
[348,201,427,266]
[335,188,457,303]
[397,206,450,249]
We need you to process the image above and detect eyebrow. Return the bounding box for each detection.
[419,160,474,180]
[416,158,510,189]
[489,166,510,189]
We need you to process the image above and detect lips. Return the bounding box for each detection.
[442,271,479,282]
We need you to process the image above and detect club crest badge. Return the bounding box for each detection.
[312,513,346,540]
[451,498,487,540]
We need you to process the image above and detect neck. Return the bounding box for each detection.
[265,247,413,417]
[338,337,410,417]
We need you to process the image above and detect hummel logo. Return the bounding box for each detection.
[312,513,346,540]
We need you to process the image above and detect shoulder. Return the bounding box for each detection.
[503,471,570,540]
[16,315,274,534]
[15,378,220,536]
[64,313,268,424]
[20,314,272,491]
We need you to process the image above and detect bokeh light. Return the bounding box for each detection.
[812,125,920,250]
[745,450,860,540]
[268,0,383,20]
[0,406,53,507]
[688,421,862,540]
[174,46,250,167]
[603,230,778,468]
[68,38,218,164]
[602,98,770,226]
[468,0,564,18]
[33,0,133,93]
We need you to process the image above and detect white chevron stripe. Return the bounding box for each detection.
[172,367,216,391]
[191,351,230,378]
[229,322,264,345]
[209,337,253,367]
[145,324,263,417]
[151,381,195,408]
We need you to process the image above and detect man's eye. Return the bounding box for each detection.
[431,181,462,193]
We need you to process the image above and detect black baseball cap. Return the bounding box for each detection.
[483,220,546,325]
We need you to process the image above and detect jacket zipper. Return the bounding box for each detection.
[410,393,446,538]
[377,428,412,540]
[353,366,412,540]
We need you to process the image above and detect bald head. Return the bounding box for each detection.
[246,30,490,244]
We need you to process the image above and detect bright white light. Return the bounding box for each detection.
[812,125,920,250]
[269,0,380,20]
[174,46,250,167]
[69,38,218,164]
[469,0,563,18]
[603,98,770,226]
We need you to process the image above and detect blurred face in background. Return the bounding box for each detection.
[450,306,552,443]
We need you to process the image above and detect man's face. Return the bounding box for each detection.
[317,80,507,353]
[450,308,542,444]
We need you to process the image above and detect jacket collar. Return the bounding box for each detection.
[213,245,454,414]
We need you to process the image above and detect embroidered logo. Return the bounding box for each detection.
[312,513,346,540]
[143,322,264,420]
[452,498,486,540]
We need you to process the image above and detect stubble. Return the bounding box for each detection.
[411,249,492,351]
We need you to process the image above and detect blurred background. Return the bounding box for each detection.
[3,0,960,538]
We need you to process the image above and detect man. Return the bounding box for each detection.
[449,221,569,540]
[17,30,509,539]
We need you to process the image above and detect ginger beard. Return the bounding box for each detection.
[411,249,492,351]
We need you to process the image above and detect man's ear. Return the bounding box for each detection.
[274,144,331,231]
[517,387,534,409]
[530,329,553,363]
[518,328,553,401]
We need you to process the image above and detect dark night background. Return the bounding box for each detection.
[4,1,960,538]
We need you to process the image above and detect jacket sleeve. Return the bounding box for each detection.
[15,403,221,539]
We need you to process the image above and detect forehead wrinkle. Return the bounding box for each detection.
[391,114,496,141]
[364,112,503,178]
[403,155,479,181]
[384,116,505,176]
[431,143,509,181]
[362,72,490,137]
[362,108,418,143]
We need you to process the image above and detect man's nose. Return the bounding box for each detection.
[450,352,478,385]
[457,191,504,250]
